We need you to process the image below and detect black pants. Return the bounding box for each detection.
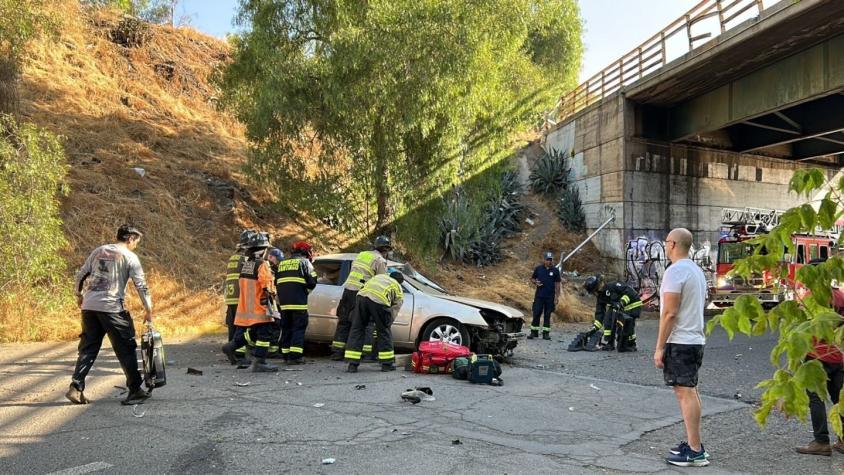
[531,296,555,333]
[617,309,640,349]
[809,359,844,444]
[331,289,358,353]
[231,323,275,359]
[345,296,394,364]
[225,305,237,341]
[71,310,142,392]
[280,310,308,361]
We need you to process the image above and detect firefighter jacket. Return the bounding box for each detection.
[224,253,246,306]
[235,257,276,327]
[343,250,387,291]
[275,256,317,311]
[358,274,404,315]
[595,281,642,322]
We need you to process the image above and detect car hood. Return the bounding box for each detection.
[434,295,524,319]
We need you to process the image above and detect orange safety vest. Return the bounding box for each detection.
[235,257,275,327]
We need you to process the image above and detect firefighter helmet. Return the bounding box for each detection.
[268,247,284,262]
[292,241,314,260]
[245,232,270,250]
[374,235,392,251]
[584,274,603,294]
[237,229,256,249]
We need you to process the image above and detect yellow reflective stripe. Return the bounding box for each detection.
[277,277,306,284]
[235,346,246,354]
[620,295,630,304]
[281,348,290,354]
[280,304,308,310]
[244,331,253,345]
[225,298,239,304]
[362,345,373,352]
[290,347,303,354]
[378,351,394,359]
[603,330,612,336]
[269,346,279,353]
[225,273,240,281]
[593,320,603,329]
[344,350,362,360]
[332,341,346,349]
[255,341,270,348]
[624,301,643,311]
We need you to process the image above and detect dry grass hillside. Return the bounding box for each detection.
[3,3,350,341]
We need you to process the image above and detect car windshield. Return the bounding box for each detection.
[387,263,448,295]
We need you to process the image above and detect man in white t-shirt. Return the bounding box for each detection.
[654,228,710,467]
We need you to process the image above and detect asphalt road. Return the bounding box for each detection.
[0,318,842,474]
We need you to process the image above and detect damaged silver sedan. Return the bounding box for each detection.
[306,254,526,356]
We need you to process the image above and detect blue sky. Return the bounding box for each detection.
[181,0,699,82]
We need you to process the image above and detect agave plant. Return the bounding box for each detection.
[529,150,568,195]
[558,181,586,232]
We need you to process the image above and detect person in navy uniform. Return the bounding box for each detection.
[528,252,561,340]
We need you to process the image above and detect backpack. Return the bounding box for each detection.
[468,354,502,385]
[411,341,472,374]
[452,357,471,380]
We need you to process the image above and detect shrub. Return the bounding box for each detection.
[529,149,568,195]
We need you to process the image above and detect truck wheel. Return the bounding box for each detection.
[420,318,470,349]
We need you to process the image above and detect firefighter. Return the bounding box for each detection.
[528,251,562,340]
[329,235,392,361]
[266,247,285,358]
[344,272,404,373]
[276,241,317,364]
[584,274,642,352]
[223,230,254,364]
[222,232,280,372]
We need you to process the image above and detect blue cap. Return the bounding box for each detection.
[268,248,284,260]
[544,252,554,260]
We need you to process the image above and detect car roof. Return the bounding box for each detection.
[316,253,404,267]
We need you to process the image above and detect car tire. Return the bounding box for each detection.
[420,318,470,349]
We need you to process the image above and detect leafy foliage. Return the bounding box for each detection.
[0,114,69,290]
[441,169,524,266]
[219,0,582,248]
[707,168,844,433]
[82,0,176,24]
[529,149,568,195]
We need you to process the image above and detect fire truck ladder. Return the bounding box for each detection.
[720,207,784,230]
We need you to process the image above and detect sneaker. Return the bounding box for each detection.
[670,441,710,459]
[795,440,832,456]
[121,388,151,406]
[666,445,710,467]
[65,383,89,405]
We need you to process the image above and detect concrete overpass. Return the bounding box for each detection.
[542,0,844,271]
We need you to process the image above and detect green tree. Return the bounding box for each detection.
[220,0,582,240]
[707,168,844,434]
[82,0,177,24]
[0,115,69,290]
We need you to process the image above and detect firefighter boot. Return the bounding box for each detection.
[330,350,344,361]
[250,358,279,373]
[542,331,551,340]
[527,329,539,339]
[381,363,396,372]
[346,363,359,373]
[222,342,238,365]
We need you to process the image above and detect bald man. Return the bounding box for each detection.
[655,228,710,467]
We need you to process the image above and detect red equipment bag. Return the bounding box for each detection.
[411,341,472,374]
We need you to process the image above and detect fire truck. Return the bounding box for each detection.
[711,206,838,309]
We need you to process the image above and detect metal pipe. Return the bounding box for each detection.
[557,213,616,271]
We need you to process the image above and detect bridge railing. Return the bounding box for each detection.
[542,0,773,130]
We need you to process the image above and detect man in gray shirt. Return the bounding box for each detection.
[67,224,154,405]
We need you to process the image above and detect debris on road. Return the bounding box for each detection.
[568,407,575,412]
[589,383,602,391]
[401,387,435,404]
[321,458,336,465]
[187,368,203,375]
[296,382,303,386]
[233,382,250,387]
[284,368,303,372]
[354,384,366,390]
[452,439,462,445]
[734,392,742,400]
[113,385,127,390]
[734,354,742,360]
[132,405,145,418]
[525,218,535,226]
[313,403,325,408]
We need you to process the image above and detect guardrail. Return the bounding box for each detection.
[541,0,774,130]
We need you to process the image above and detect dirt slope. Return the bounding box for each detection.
[8,4,350,340]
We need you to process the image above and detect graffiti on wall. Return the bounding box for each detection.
[624,237,714,310]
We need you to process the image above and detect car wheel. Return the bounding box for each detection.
[421,318,470,348]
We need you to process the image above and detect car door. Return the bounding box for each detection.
[306,259,348,341]
[390,284,414,345]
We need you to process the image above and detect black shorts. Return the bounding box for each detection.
[663,343,704,387]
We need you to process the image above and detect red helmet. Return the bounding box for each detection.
[292,241,314,260]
